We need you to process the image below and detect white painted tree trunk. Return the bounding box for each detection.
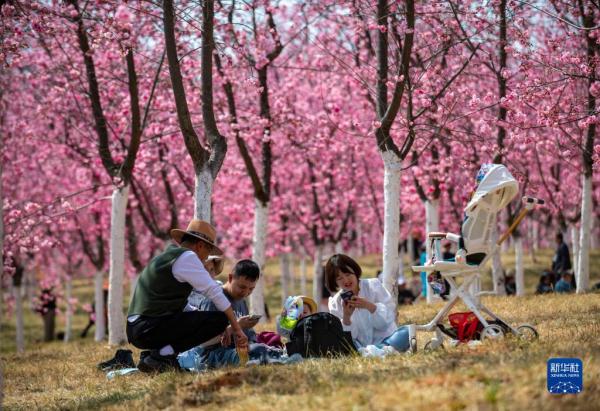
[380,151,402,304]
[25,269,35,312]
[577,175,592,293]
[14,283,24,353]
[571,226,580,277]
[532,220,539,251]
[312,244,324,310]
[63,276,73,343]
[129,274,139,304]
[334,241,343,254]
[300,255,307,296]
[94,271,105,342]
[425,199,440,304]
[107,185,129,346]
[249,200,268,320]
[515,236,525,297]
[280,252,291,304]
[194,168,213,221]
[491,225,506,295]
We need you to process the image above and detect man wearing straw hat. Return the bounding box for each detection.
[127,219,248,373]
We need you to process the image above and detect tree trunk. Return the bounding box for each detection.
[280,252,291,304]
[42,311,55,342]
[425,198,439,304]
[532,220,539,251]
[194,167,213,221]
[514,236,525,297]
[0,286,3,333]
[63,276,73,342]
[0,131,3,333]
[249,199,268,321]
[491,225,506,295]
[14,283,24,353]
[129,274,139,305]
[577,175,592,293]
[94,271,105,342]
[571,225,580,279]
[107,185,129,346]
[334,242,343,254]
[380,151,401,304]
[312,244,324,310]
[300,254,307,296]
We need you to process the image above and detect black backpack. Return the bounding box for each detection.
[286,312,357,358]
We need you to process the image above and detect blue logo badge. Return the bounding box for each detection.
[547,358,583,394]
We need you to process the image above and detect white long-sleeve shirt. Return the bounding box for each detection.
[172,251,231,312]
[328,278,397,347]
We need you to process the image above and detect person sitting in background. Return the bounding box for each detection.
[276,295,318,339]
[535,271,554,294]
[504,269,516,295]
[326,254,411,352]
[408,271,423,300]
[442,242,455,260]
[397,278,415,305]
[555,271,575,293]
[552,232,571,275]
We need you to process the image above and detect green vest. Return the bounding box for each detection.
[128,245,192,317]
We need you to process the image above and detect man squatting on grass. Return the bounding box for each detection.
[126,219,248,373]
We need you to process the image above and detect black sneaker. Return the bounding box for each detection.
[97,349,136,371]
[137,350,181,373]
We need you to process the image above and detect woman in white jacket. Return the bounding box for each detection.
[326,254,409,351]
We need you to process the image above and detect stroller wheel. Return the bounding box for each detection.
[516,324,539,341]
[424,338,444,351]
[410,337,417,354]
[481,324,504,340]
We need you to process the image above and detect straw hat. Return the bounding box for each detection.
[170,219,223,254]
[299,296,318,314]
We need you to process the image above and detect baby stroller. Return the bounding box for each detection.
[407,164,543,352]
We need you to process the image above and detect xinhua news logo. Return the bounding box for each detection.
[547,358,583,394]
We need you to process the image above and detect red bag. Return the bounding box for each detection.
[256,331,284,348]
[448,312,483,342]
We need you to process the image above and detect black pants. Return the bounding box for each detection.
[127,311,228,354]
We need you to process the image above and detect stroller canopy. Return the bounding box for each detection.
[465,164,518,213]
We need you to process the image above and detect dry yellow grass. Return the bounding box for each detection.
[2,249,600,410]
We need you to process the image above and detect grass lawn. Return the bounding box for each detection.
[1,249,600,410]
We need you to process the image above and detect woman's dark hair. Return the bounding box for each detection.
[324,254,362,293]
[233,259,260,281]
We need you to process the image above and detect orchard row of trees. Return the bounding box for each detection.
[1,0,598,351]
